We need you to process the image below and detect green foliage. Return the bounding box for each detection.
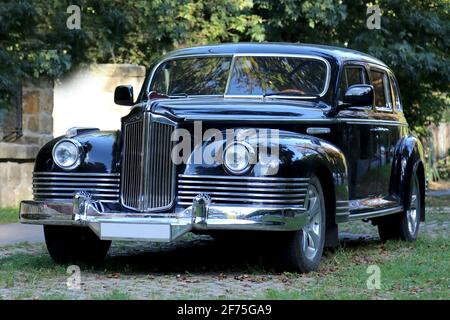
[255,0,449,129]
[0,207,19,224]
[0,0,448,131]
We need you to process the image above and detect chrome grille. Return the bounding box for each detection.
[121,113,176,211]
[121,115,144,209]
[33,172,120,202]
[177,175,309,207]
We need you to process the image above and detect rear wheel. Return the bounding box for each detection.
[276,175,326,273]
[44,225,111,264]
[377,172,421,242]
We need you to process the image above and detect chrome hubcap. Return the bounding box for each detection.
[407,178,419,235]
[302,186,322,260]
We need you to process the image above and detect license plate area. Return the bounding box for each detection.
[99,223,171,241]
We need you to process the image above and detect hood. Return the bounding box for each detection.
[145,97,330,123]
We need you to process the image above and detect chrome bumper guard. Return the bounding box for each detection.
[20,192,307,242]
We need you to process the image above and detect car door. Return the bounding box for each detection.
[369,67,402,205]
[336,63,380,205]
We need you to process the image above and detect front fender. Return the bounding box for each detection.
[34,131,121,174]
[182,129,349,219]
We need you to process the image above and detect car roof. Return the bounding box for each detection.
[163,42,388,67]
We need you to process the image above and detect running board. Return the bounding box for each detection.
[348,206,403,220]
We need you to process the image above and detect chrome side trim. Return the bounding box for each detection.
[348,206,403,220]
[306,127,331,134]
[177,115,407,127]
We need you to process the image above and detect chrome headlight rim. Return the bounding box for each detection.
[52,139,83,170]
[222,141,256,175]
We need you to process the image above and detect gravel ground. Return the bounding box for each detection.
[0,207,448,300]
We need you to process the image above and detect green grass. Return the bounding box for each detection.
[427,195,450,207]
[0,202,448,300]
[91,289,135,300]
[258,236,449,300]
[0,207,19,224]
[0,252,66,288]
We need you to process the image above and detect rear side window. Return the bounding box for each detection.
[370,69,392,110]
[339,66,368,101]
[390,74,402,111]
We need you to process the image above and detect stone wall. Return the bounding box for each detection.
[0,80,53,207]
[0,64,146,208]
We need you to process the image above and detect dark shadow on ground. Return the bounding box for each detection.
[96,231,380,274]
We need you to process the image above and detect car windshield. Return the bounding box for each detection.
[148,55,328,97]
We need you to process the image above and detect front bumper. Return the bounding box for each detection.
[20,194,307,242]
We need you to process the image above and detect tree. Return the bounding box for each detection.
[0,0,448,133]
[254,0,449,132]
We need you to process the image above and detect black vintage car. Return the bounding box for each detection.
[20,43,425,272]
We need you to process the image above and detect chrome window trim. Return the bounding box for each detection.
[146,53,331,99]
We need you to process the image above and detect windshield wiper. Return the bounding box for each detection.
[263,92,319,99]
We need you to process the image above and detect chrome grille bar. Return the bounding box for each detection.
[177,174,309,207]
[33,172,120,203]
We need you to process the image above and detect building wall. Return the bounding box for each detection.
[53,64,145,136]
[0,64,145,208]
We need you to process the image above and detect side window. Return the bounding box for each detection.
[390,74,402,111]
[339,66,367,101]
[370,69,392,110]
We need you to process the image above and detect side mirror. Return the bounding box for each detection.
[114,85,134,106]
[343,84,374,107]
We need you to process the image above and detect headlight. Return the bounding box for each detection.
[52,139,81,170]
[223,142,255,174]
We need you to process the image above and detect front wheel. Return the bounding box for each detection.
[275,175,326,273]
[377,171,422,242]
[44,225,111,264]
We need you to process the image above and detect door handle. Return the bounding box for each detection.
[370,127,389,132]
